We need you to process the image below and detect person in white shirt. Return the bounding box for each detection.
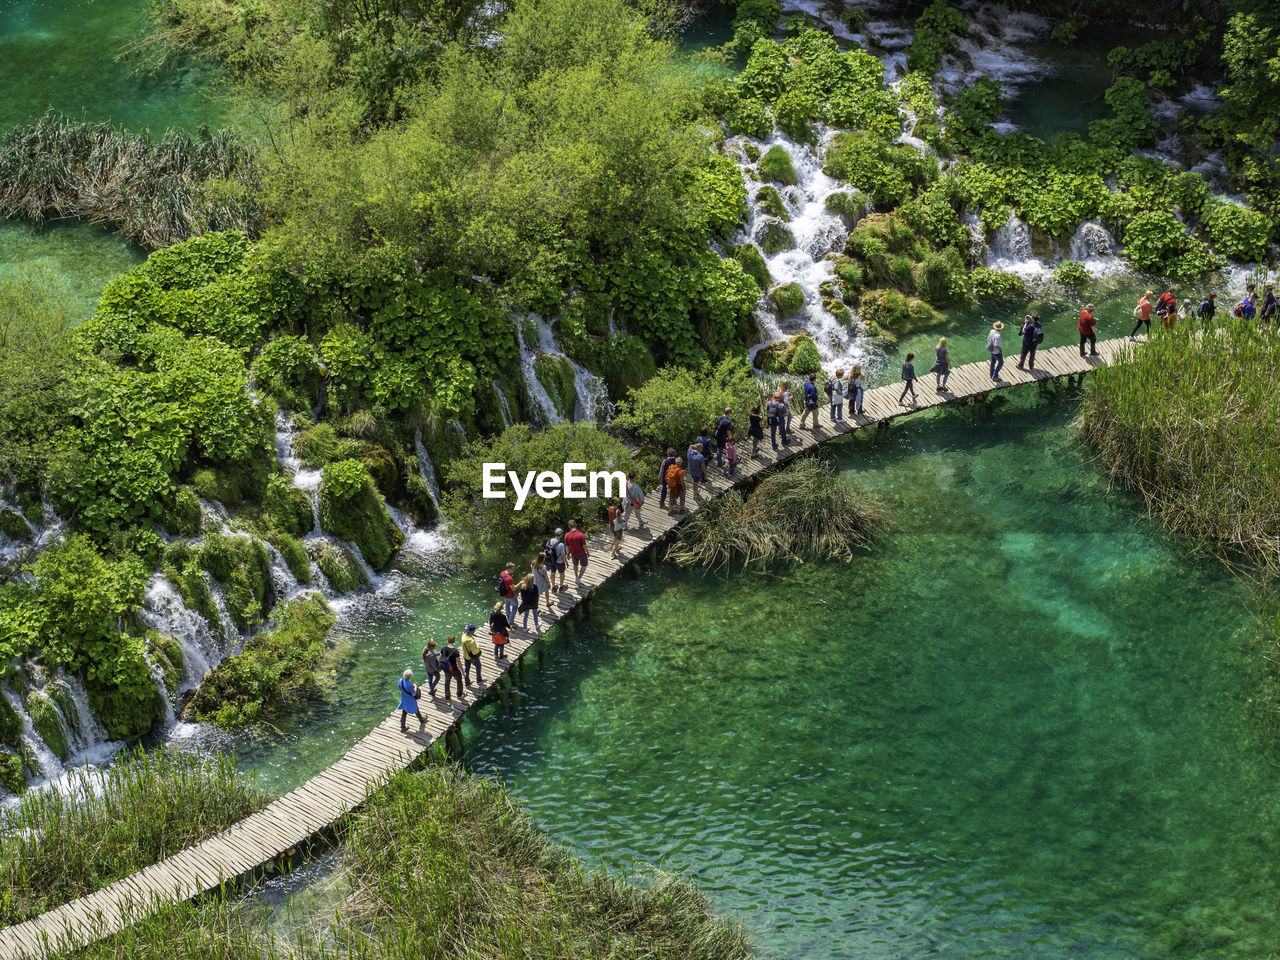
[624,471,646,528]
[986,320,1004,381]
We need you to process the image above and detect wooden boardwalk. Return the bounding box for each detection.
[0,336,1133,959]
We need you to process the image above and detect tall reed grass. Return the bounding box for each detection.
[61,766,759,960]
[1077,318,1279,579]
[0,114,261,248]
[668,457,889,568]
[0,747,265,928]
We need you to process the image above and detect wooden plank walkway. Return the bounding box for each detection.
[0,336,1133,959]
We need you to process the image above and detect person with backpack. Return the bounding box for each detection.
[1197,291,1217,321]
[1017,314,1042,370]
[931,337,950,391]
[461,624,484,685]
[497,562,517,623]
[517,575,541,633]
[687,442,708,501]
[488,603,510,660]
[1156,286,1177,320]
[694,428,715,474]
[987,321,1004,380]
[398,669,424,732]
[564,520,589,585]
[624,471,646,528]
[1262,284,1277,323]
[800,374,821,430]
[748,405,764,457]
[724,432,738,476]
[607,497,626,558]
[713,409,733,467]
[1237,283,1257,321]
[421,640,441,697]
[531,554,552,612]
[766,396,788,450]
[776,379,793,432]
[847,365,865,415]
[1078,303,1099,356]
[827,369,844,422]
[544,530,566,593]
[898,353,917,405]
[665,456,686,512]
[657,448,678,510]
[440,635,464,701]
[1130,291,1153,340]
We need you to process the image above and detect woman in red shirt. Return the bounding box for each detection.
[1079,303,1098,357]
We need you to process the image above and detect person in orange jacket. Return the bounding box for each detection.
[665,457,686,514]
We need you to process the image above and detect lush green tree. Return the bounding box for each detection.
[611,356,763,455]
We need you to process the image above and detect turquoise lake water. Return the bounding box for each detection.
[233,394,1277,959]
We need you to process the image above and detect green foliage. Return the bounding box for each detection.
[824,133,937,209]
[1051,21,1080,46]
[825,191,866,222]
[757,221,794,254]
[1086,78,1156,156]
[1202,202,1271,263]
[269,532,311,585]
[1120,208,1219,277]
[859,288,941,334]
[310,542,368,593]
[0,509,30,541]
[146,631,185,700]
[759,146,798,186]
[906,1,968,77]
[969,267,1027,304]
[295,423,339,469]
[772,283,805,317]
[787,338,821,375]
[756,185,789,221]
[263,474,314,537]
[185,593,334,728]
[612,357,762,457]
[164,487,202,538]
[1052,261,1093,289]
[25,692,68,762]
[318,460,404,568]
[915,248,968,307]
[251,336,321,412]
[0,696,20,749]
[735,244,771,291]
[85,632,164,741]
[946,78,1002,152]
[0,751,22,795]
[534,355,578,422]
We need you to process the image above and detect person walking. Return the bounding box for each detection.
[1262,284,1277,323]
[766,396,785,449]
[827,369,845,422]
[898,353,917,405]
[518,575,541,633]
[1197,291,1217,320]
[1130,291,1153,340]
[777,379,793,432]
[687,442,707,501]
[544,529,566,593]
[713,409,733,467]
[932,337,950,391]
[488,603,509,661]
[1017,314,1042,370]
[800,374,821,430]
[665,456,686,513]
[624,471,646,529]
[1239,283,1258,320]
[847,365,865,415]
[498,562,518,623]
[657,448,677,511]
[607,498,626,558]
[724,433,738,476]
[1156,285,1177,322]
[987,321,1004,380]
[748,405,764,457]
[564,520,589,586]
[398,669,423,732]
[531,554,552,613]
[461,624,484,686]
[440,635,464,701]
[694,428,715,476]
[1078,303,1099,356]
[421,640,441,697]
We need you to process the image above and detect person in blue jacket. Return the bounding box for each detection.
[799,374,821,430]
[398,669,423,732]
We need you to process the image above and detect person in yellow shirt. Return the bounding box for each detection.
[461,625,484,686]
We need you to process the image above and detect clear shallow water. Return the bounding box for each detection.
[0,219,144,318]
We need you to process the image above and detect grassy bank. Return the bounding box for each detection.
[0,748,266,928]
[60,765,757,960]
[1077,319,1279,578]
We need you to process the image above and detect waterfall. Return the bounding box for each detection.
[1067,220,1123,274]
[517,314,567,426]
[413,427,443,507]
[274,412,321,491]
[449,421,468,449]
[964,211,988,263]
[386,504,449,556]
[571,364,608,424]
[985,210,1045,279]
[141,577,227,691]
[492,380,514,427]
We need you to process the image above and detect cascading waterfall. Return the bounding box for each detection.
[413,427,443,507]
[492,380,514,427]
[986,210,1042,278]
[1066,221,1123,275]
[142,576,227,690]
[516,312,610,424]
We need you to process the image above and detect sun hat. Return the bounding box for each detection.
[992,320,1004,329]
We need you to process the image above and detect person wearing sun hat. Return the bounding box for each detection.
[986,320,1005,380]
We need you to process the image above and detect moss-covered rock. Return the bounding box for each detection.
[401,474,439,529]
[771,283,805,317]
[46,679,81,738]
[825,299,854,324]
[754,333,818,374]
[164,487,202,538]
[196,533,272,630]
[318,461,403,570]
[264,475,315,537]
[788,338,822,375]
[25,691,69,762]
[294,423,338,469]
[735,244,771,291]
[269,532,312,584]
[758,220,795,255]
[0,750,23,795]
[742,142,760,163]
[85,634,164,741]
[146,631,186,700]
[310,541,368,593]
[534,354,577,421]
[969,266,1027,304]
[759,145,798,186]
[0,509,31,541]
[163,543,221,634]
[859,288,942,334]
[358,443,398,498]
[0,696,20,749]
[756,185,790,221]
[825,190,867,224]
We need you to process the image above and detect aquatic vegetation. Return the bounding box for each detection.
[668,457,886,568]
[906,0,969,76]
[318,460,403,570]
[0,748,265,926]
[734,243,771,290]
[969,266,1026,304]
[183,593,334,728]
[310,542,367,594]
[0,115,259,249]
[1079,318,1280,577]
[758,145,798,185]
[771,282,804,317]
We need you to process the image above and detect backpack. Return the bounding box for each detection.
[495,573,507,596]
[544,539,558,565]
[1234,302,1245,318]
[1032,323,1044,345]
[823,378,835,397]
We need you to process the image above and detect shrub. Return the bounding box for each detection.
[0,751,22,795]
[759,146,798,186]
[251,335,321,412]
[1202,201,1270,262]
[146,631,185,700]
[772,283,805,317]
[970,267,1027,303]
[85,632,164,740]
[906,0,968,76]
[611,357,762,456]
[318,460,404,569]
[787,338,822,375]
[1121,207,1219,276]
[294,422,339,469]
[164,487,202,538]
[915,248,967,307]
[1053,260,1093,289]
[824,133,936,209]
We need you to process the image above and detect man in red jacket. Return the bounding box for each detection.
[499,562,517,622]
[1078,303,1099,357]
[564,520,589,587]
